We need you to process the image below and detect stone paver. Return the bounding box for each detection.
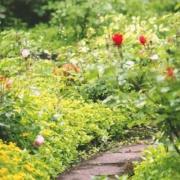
[57,143,149,180]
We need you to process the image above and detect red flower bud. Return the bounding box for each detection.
[112,33,123,47]
[139,35,147,45]
[166,67,174,78]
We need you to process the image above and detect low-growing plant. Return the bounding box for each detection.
[0,140,49,179]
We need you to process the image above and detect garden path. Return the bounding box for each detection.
[57,142,150,180]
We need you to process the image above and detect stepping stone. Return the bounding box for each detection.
[87,152,141,165]
[59,165,124,180]
[117,144,147,153]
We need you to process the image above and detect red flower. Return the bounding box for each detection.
[166,67,174,78]
[139,35,147,45]
[112,33,123,47]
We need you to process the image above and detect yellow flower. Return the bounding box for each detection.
[21,132,29,137]
[24,163,35,172]
[42,129,51,136]
[0,168,9,175]
[13,157,21,163]
[13,172,25,180]
[0,154,10,162]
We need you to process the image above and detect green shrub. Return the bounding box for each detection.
[132,145,180,180]
[81,79,114,102]
[1,0,179,30]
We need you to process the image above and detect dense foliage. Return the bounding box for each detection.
[132,145,180,179]
[0,0,179,179]
[1,0,179,29]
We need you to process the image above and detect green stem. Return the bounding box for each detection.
[167,119,180,155]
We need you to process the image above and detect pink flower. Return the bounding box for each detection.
[21,49,30,58]
[5,79,13,89]
[112,33,124,47]
[33,135,45,147]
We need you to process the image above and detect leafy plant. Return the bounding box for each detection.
[132,145,180,180]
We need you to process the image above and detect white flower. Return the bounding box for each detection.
[70,58,78,64]
[124,61,135,69]
[30,86,40,96]
[21,49,30,58]
[44,50,50,54]
[80,47,89,53]
[129,24,136,32]
[160,87,170,93]
[60,121,65,126]
[52,114,61,121]
[156,75,165,82]
[118,75,126,85]
[135,100,146,108]
[34,135,45,147]
[150,54,159,61]
[98,65,105,76]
